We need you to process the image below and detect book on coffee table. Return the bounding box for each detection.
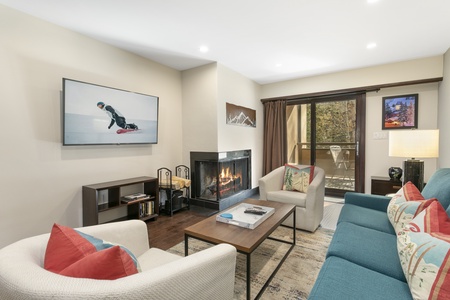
[216,203,275,229]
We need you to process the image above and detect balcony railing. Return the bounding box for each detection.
[289,142,355,191]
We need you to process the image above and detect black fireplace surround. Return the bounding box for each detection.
[190,150,252,210]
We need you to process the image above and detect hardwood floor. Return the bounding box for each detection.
[146,200,341,250]
[145,206,215,250]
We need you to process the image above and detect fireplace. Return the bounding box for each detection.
[190,150,251,209]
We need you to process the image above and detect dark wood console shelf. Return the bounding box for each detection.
[371,176,402,196]
[82,176,159,226]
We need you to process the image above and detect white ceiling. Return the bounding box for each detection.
[1,0,450,84]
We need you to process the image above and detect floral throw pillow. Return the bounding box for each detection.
[282,164,315,193]
[387,181,437,234]
[397,201,450,300]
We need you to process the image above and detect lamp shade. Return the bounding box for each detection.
[388,130,439,158]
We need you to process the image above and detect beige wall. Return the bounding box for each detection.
[261,56,443,99]
[217,64,263,188]
[181,63,219,160]
[261,58,443,193]
[181,63,263,188]
[366,83,439,192]
[0,5,183,248]
[438,49,450,167]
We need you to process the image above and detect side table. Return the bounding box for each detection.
[371,176,402,196]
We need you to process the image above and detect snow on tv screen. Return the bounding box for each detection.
[63,78,158,145]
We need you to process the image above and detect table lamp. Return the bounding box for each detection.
[388,129,439,190]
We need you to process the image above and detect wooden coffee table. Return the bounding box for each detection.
[184,198,296,300]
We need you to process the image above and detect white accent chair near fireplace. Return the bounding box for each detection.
[0,220,237,300]
[258,165,325,232]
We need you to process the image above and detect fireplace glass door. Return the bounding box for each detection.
[195,158,248,201]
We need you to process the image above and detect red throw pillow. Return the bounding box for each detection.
[44,223,140,280]
[59,246,138,280]
[44,223,96,273]
[402,181,424,201]
[409,201,450,235]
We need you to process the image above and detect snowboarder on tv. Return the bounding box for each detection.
[97,102,138,130]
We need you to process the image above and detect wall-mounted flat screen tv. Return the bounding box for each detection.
[63,78,158,145]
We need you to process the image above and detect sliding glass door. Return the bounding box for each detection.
[286,94,365,197]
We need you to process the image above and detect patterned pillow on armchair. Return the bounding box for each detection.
[282,164,315,193]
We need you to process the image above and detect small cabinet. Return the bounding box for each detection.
[82,176,159,226]
[371,176,402,196]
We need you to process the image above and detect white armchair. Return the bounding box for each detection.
[0,220,237,300]
[259,165,325,232]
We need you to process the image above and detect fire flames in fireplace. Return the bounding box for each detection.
[219,167,242,195]
[220,167,240,185]
[203,166,242,199]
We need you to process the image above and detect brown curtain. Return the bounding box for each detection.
[263,100,287,175]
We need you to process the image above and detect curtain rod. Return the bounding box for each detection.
[260,77,443,104]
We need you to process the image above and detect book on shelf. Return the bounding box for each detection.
[124,193,147,200]
[138,201,155,217]
[122,193,150,204]
[145,201,154,215]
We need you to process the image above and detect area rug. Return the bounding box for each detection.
[167,226,334,299]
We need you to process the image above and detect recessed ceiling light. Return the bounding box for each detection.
[276,63,282,67]
[367,0,379,3]
[199,45,209,53]
[367,42,377,49]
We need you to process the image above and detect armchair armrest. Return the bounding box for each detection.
[141,243,237,300]
[258,166,284,199]
[344,192,391,212]
[305,167,326,209]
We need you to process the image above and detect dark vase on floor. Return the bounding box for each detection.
[389,167,403,181]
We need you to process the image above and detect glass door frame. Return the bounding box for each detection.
[288,93,366,197]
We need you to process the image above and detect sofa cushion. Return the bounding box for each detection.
[338,203,395,234]
[138,247,181,270]
[266,190,307,207]
[387,181,437,234]
[282,164,314,193]
[397,201,450,300]
[59,246,138,280]
[308,256,412,300]
[327,222,406,282]
[422,168,450,211]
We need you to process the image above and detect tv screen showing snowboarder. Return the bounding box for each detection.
[63,78,158,145]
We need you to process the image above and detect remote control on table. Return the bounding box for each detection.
[244,208,267,215]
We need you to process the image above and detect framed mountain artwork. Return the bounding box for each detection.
[226,102,256,128]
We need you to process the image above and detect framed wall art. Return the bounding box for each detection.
[382,94,418,130]
[226,102,256,128]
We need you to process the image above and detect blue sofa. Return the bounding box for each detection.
[308,168,450,300]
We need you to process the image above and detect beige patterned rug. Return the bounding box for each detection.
[167,226,334,299]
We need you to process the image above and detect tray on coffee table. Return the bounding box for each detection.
[216,203,275,229]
